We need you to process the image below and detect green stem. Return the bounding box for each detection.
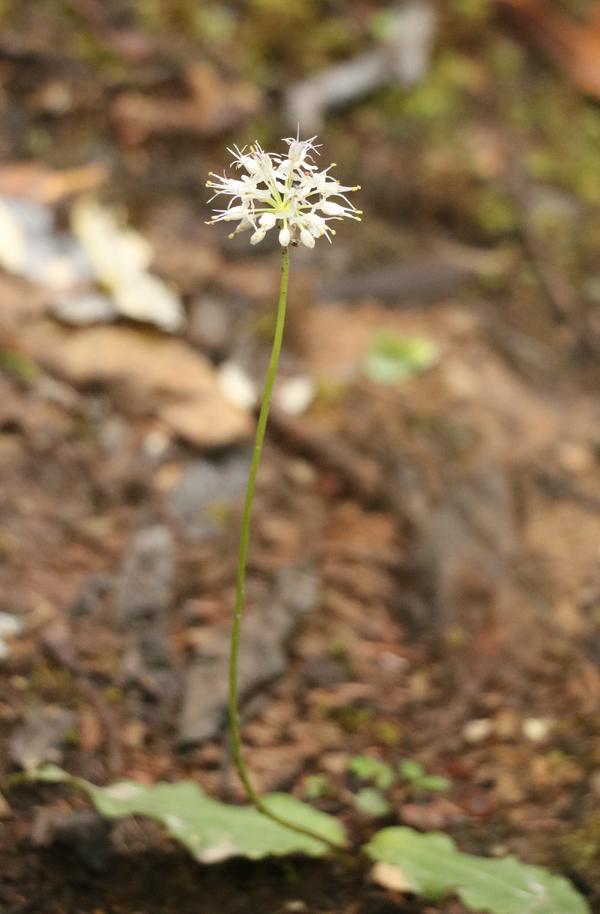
[228,247,343,851]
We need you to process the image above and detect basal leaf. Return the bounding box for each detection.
[25,765,346,862]
[365,827,589,914]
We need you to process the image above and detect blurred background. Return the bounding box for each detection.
[1,2,600,912]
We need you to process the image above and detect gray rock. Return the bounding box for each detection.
[170,451,251,541]
[178,566,318,747]
[70,573,113,617]
[32,808,112,871]
[397,460,518,634]
[285,2,437,131]
[188,294,235,355]
[9,706,76,770]
[115,524,176,706]
[319,260,471,305]
[411,461,517,633]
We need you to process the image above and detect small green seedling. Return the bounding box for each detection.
[303,774,334,802]
[348,755,395,791]
[353,787,392,818]
[398,759,450,793]
[347,755,449,818]
[364,332,439,384]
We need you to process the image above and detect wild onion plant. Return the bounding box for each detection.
[20,138,590,913]
[207,135,361,841]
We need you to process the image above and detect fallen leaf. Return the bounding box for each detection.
[0,197,92,291]
[22,323,252,449]
[112,64,261,145]
[71,198,185,332]
[370,860,413,893]
[0,791,12,818]
[0,162,108,204]
[497,0,600,97]
[160,398,251,450]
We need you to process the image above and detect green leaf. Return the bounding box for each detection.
[365,827,590,914]
[348,756,396,790]
[24,766,346,862]
[416,774,450,792]
[364,333,439,384]
[398,759,425,783]
[303,774,334,801]
[353,788,392,818]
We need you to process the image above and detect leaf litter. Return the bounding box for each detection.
[2,3,600,913]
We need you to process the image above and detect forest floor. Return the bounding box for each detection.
[1,2,600,912]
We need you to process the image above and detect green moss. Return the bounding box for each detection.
[0,350,40,384]
[334,706,374,734]
[473,187,519,237]
[448,0,491,23]
[27,665,74,700]
[399,52,480,124]
[103,685,124,704]
[560,812,600,892]
[373,720,403,747]
[488,36,527,81]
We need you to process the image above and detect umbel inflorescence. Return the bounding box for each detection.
[207,135,361,248]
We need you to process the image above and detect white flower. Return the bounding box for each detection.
[207,136,361,247]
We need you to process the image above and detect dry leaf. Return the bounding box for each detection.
[370,861,413,893]
[71,198,185,332]
[159,396,251,449]
[22,322,252,449]
[0,791,12,819]
[112,64,261,145]
[497,0,600,97]
[0,162,107,204]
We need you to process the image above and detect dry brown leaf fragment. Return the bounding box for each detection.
[370,861,414,893]
[21,323,252,449]
[497,0,600,97]
[0,162,108,204]
[112,63,261,145]
[159,397,251,449]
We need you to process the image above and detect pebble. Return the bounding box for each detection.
[522,717,553,743]
[218,361,257,410]
[276,375,315,416]
[0,612,23,660]
[463,718,494,744]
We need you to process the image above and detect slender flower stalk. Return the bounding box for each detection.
[227,248,301,829]
[208,136,360,848]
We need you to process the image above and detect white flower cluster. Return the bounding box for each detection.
[207,136,361,248]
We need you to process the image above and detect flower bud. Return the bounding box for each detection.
[221,206,246,221]
[259,213,277,229]
[279,226,291,247]
[300,228,315,249]
[321,201,345,216]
